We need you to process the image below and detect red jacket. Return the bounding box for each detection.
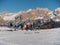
[26,24,29,29]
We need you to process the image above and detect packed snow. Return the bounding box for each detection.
[0,27,60,45]
[0,27,14,31]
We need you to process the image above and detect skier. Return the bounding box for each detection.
[25,23,29,30]
[29,23,33,30]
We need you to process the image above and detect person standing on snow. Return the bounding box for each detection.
[29,23,33,30]
[25,23,30,30]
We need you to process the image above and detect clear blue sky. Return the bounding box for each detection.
[0,0,60,12]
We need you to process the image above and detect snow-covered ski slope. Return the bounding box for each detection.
[0,28,60,45]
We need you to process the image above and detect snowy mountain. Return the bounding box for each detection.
[0,8,60,26]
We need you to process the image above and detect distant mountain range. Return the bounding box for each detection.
[0,8,60,25]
